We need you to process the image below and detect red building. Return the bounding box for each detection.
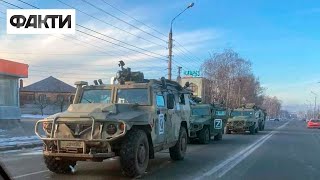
[0,59,28,120]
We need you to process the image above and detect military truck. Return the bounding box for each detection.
[35,61,191,177]
[189,103,227,144]
[226,103,265,134]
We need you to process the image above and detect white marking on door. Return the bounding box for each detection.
[159,114,164,134]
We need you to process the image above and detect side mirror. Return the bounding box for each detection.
[167,94,175,109]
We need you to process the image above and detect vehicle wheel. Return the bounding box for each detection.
[120,129,149,178]
[170,126,187,161]
[255,126,259,133]
[44,156,76,174]
[214,132,223,141]
[226,127,231,134]
[249,125,255,134]
[198,126,210,144]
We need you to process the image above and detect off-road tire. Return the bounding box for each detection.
[169,126,187,161]
[214,132,223,141]
[198,126,210,144]
[225,127,231,134]
[120,129,149,178]
[255,127,259,133]
[249,125,255,134]
[44,156,76,174]
[259,123,263,131]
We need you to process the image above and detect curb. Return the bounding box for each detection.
[0,142,42,152]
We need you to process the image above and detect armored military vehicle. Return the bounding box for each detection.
[35,61,191,177]
[226,103,265,134]
[189,103,227,144]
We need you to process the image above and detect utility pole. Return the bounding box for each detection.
[167,3,194,80]
[168,30,173,80]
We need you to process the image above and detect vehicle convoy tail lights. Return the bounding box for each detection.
[307,120,320,128]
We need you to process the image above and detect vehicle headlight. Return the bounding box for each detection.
[119,122,125,132]
[106,124,117,135]
[42,120,52,133]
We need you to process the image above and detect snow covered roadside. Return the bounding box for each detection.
[21,114,49,119]
[0,135,42,151]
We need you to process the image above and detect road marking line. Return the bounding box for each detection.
[195,121,290,180]
[12,170,49,179]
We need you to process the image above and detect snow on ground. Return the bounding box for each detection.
[21,114,49,119]
[0,135,41,147]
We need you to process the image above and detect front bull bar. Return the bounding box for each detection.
[35,116,127,157]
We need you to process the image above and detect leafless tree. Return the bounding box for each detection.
[201,49,264,108]
[55,95,66,112]
[261,96,282,118]
[35,95,49,116]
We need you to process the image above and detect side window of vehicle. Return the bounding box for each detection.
[167,94,175,109]
[179,94,185,105]
[156,95,165,107]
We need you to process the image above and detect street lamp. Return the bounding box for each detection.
[168,2,194,80]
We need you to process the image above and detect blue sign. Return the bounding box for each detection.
[214,119,222,129]
[184,70,200,77]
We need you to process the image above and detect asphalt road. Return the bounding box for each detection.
[1,119,319,180]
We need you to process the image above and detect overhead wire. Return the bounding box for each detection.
[100,0,167,38]
[55,0,167,49]
[81,0,167,43]
[16,0,168,63]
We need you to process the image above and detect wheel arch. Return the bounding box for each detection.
[131,125,155,159]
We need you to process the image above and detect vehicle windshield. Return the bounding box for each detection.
[215,110,226,116]
[231,110,254,117]
[192,108,211,116]
[80,89,112,103]
[116,88,149,105]
[310,120,320,122]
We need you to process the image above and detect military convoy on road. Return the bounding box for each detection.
[36,61,192,177]
[35,61,266,177]
[226,103,266,134]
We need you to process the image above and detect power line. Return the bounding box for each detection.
[81,0,167,43]
[76,29,168,61]
[16,0,168,62]
[100,0,167,38]
[0,0,22,9]
[55,0,167,49]
[0,51,126,57]
[77,24,167,58]
[0,1,12,8]
[174,40,202,61]
[16,0,37,8]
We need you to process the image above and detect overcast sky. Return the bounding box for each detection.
[0,0,320,109]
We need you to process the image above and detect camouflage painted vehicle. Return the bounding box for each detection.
[35,62,191,177]
[189,104,227,144]
[226,103,265,134]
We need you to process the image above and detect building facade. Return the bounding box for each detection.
[20,76,76,115]
[180,77,210,103]
[0,59,28,120]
